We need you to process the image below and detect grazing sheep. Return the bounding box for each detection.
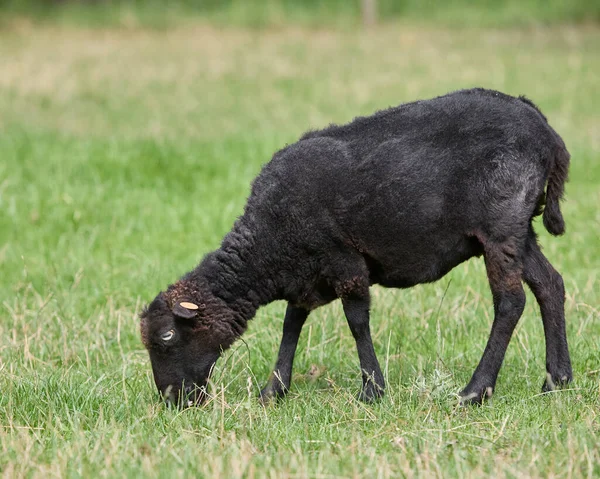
[140,88,572,407]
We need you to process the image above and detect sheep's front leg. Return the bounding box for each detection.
[342,296,385,402]
[259,304,308,402]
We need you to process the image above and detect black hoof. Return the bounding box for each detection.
[259,384,287,405]
[541,371,572,393]
[459,385,494,405]
[357,382,385,403]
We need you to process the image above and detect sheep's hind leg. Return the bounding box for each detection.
[342,296,385,403]
[522,235,572,392]
[259,304,308,403]
[460,239,526,405]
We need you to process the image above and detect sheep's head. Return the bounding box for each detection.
[140,288,238,407]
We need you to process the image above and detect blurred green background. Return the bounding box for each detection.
[1,1,599,478]
[1,0,600,28]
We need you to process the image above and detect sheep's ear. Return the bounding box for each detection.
[173,301,199,319]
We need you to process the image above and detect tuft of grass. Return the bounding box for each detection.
[0,21,599,478]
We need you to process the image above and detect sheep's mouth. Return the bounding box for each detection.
[161,384,207,408]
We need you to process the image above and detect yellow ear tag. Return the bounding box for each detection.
[180,302,199,310]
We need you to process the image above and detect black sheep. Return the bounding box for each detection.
[140,88,572,407]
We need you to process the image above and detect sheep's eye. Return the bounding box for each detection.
[161,330,175,342]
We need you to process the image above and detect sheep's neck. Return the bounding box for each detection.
[195,222,280,324]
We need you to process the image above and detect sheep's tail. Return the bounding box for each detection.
[543,140,570,236]
[518,96,570,236]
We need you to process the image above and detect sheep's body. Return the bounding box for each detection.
[206,89,561,307]
[142,88,572,407]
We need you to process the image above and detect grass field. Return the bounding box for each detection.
[1,18,599,478]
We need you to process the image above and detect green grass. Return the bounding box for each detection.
[1,21,599,478]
